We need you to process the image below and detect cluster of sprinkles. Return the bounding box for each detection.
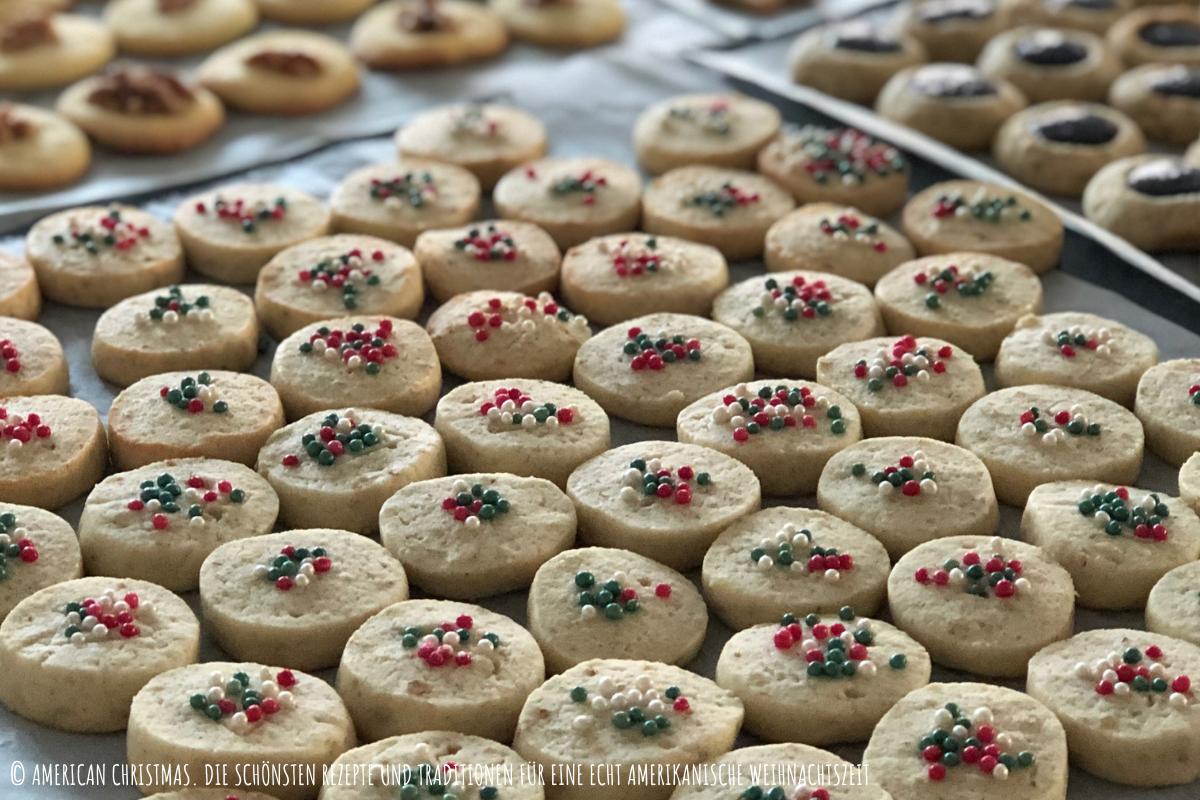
[774,608,907,678]
[849,452,937,498]
[574,570,671,621]
[749,523,854,580]
[479,387,577,429]
[454,224,517,262]
[781,125,905,185]
[541,168,606,204]
[754,276,834,321]
[0,512,37,580]
[1042,324,1112,359]
[190,667,297,733]
[601,235,663,278]
[124,472,246,531]
[0,408,51,446]
[442,479,510,526]
[465,293,586,343]
[665,98,732,134]
[1019,406,1101,445]
[712,383,846,443]
[281,410,381,467]
[740,786,830,800]
[914,263,993,310]
[160,372,227,414]
[0,339,19,375]
[919,703,1036,781]
[61,589,154,643]
[141,285,214,325]
[568,674,691,735]
[52,208,151,254]
[620,458,711,507]
[853,336,952,391]
[394,746,500,800]
[687,181,759,216]
[400,614,500,668]
[195,195,287,232]
[623,327,701,371]
[913,538,1029,599]
[253,545,332,591]
[932,190,1032,223]
[298,319,398,375]
[820,212,888,253]
[1076,642,1193,706]
[297,248,384,310]
[1189,379,1200,406]
[371,171,438,209]
[1077,485,1170,541]
[451,103,499,137]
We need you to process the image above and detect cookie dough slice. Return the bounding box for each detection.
[0,395,107,510]
[1107,5,1200,67]
[761,203,915,287]
[1136,359,1200,466]
[560,234,728,326]
[0,249,40,321]
[0,577,198,732]
[337,599,544,742]
[489,0,624,49]
[0,103,89,192]
[668,743,890,800]
[256,0,377,24]
[257,408,446,534]
[144,791,279,800]
[566,441,761,572]
[92,285,260,387]
[0,318,68,397]
[0,504,82,622]
[350,0,509,69]
[272,316,441,420]
[1027,628,1200,785]
[434,379,610,488]
[711,269,886,379]
[104,0,258,57]
[977,26,1123,103]
[0,12,114,91]
[1148,561,1200,648]
[255,234,424,340]
[26,204,184,309]
[415,220,559,303]
[426,290,591,382]
[174,184,331,284]
[815,335,986,441]
[1109,64,1200,145]
[127,662,356,800]
[1002,0,1131,35]
[899,0,1012,62]
[788,21,929,105]
[676,379,863,496]
[1082,155,1200,251]
[572,312,754,428]
[201,529,408,671]
[632,93,781,175]
[702,506,891,630]
[78,458,278,592]
[901,180,1064,273]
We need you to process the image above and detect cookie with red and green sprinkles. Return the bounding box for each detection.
[0,250,40,321]
[78,458,278,593]
[527,546,706,674]
[676,379,862,496]
[414,219,561,304]
[889,535,1075,677]
[762,203,915,288]
[0,395,108,510]
[1136,358,1200,466]
[0,502,82,623]
[0,317,69,397]
[701,506,891,630]
[337,599,544,743]
[1147,561,1200,649]
[108,370,285,470]
[256,407,446,535]
[633,93,782,176]
[1027,628,1200,786]
[380,472,575,600]
[271,316,441,421]
[667,742,891,800]
[1021,480,1200,610]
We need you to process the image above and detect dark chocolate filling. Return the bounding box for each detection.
[1139,22,1200,49]
[915,0,993,23]
[1045,0,1115,10]
[1014,33,1088,65]
[829,22,903,54]
[1148,66,1200,98]
[1127,160,1200,196]
[909,65,998,97]
[1031,111,1118,145]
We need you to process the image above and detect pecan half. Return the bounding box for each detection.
[0,105,33,143]
[399,0,452,32]
[245,49,323,77]
[0,14,56,53]
[87,66,196,115]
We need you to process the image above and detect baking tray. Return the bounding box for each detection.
[648,0,896,46]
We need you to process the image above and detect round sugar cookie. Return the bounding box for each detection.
[0,577,198,732]
[380,473,575,600]
[632,93,782,176]
[434,380,610,489]
[572,312,754,428]
[1109,63,1200,146]
[0,395,106,510]
[200,529,408,671]
[426,290,591,382]
[995,311,1158,406]
[104,0,258,57]
[0,250,40,321]
[1022,480,1200,609]
[256,0,377,24]
[91,284,260,388]
[330,160,482,248]
[762,203,916,288]
[527,546,706,673]
[0,103,90,193]
[350,0,510,71]
[414,220,560,303]
[667,743,890,800]
[641,166,795,261]
[702,506,891,630]
[78,458,278,593]
[815,335,985,441]
[512,659,743,800]
[1136,358,1200,466]
[255,235,423,340]
[271,316,441,421]
[788,21,930,106]
[900,0,1012,62]
[0,503,82,623]
[1027,628,1200,786]
[396,104,548,191]
[337,599,544,742]
[676,379,862,496]
[889,534,1075,676]
[493,157,642,250]
[955,385,1144,505]
[174,184,331,284]
[1148,561,1200,648]
[863,681,1068,797]
[489,0,623,50]
[566,440,761,572]
[1001,0,1131,36]
[0,318,68,397]
[127,662,356,800]
[1185,453,1200,517]
[976,26,1123,104]
[150,791,279,800]
[874,253,1045,360]
[901,180,1064,274]
[1107,5,1200,68]
[560,233,729,327]
[711,270,885,380]
[257,408,446,535]
[108,371,284,470]
[717,609,931,745]
[0,12,115,91]
[25,204,184,309]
